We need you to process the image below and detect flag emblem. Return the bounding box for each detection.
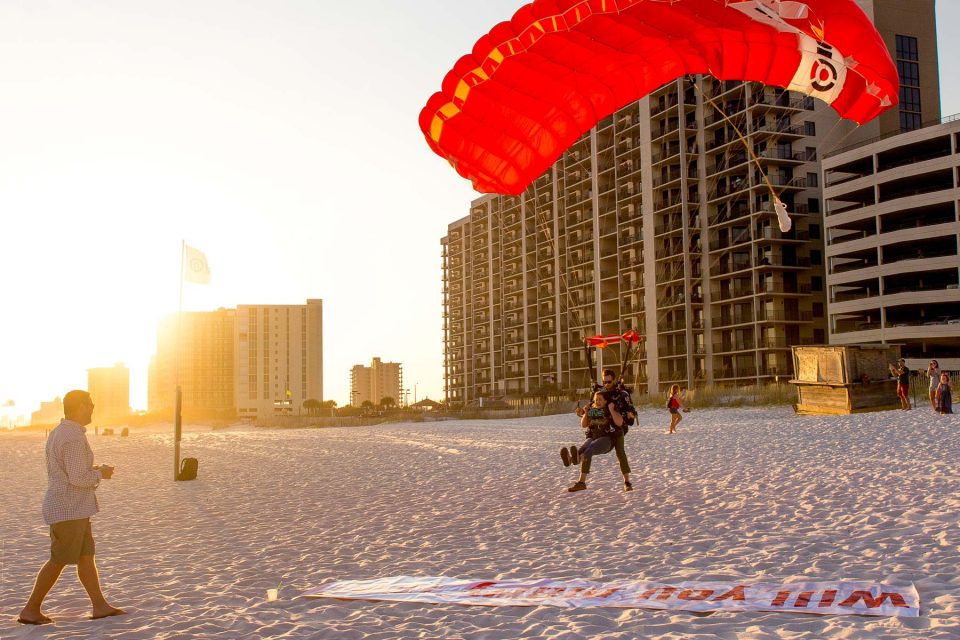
[184,245,211,284]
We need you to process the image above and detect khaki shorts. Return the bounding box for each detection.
[50,518,95,565]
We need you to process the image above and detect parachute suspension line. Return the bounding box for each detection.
[693,80,792,233]
[527,172,594,393]
[820,117,864,157]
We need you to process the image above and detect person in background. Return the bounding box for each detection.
[927,360,941,411]
[936,372,953,415]
[889,359,911,411]
[18,390,125,626]
[667,385,685,433]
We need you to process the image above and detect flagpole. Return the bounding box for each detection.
[174,240,184,481]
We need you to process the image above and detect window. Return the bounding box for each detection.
[896,35,918,61]
[895,35,921,132]
[807,198,821,214]
[900,87,922,113]
[803,121,816,136]
[806,172,819,188]
[805,146,818,161]
[901,112,922,131]
[810,250,822,265]
[813,303,824,318]
[897,60,920,86]
[809,224,821,240]
[811,276,823,292]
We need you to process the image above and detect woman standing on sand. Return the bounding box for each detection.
[927,360,941,410]
[935,372,952,415]
[667,385,684,434]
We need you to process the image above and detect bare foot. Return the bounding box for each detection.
[90,606,126,620]
[17,608,54,625]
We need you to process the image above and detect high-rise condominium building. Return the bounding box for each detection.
[441,1,938,404]
[150,308,236,418]
[236,299,324,419]
[87,363,130,425]
[823,117,960,358]
[350,357,403,407]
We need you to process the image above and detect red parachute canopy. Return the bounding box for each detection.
[419,0,899,195]
[585,330,645,349]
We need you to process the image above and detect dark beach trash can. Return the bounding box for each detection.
[178,458,199,481]
[121,427,129,437]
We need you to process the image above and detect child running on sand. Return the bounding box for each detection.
[667,385,685,434]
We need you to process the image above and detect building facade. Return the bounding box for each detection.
[350,357,403,407]
[235,299,324,419]
[150,309,236,419]
[823,117,960,358]
[87,363,130,425]
[30,397,63,426]
[150,301,323,420]
[441,1,938,404]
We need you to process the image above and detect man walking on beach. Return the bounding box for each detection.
[18,390,125,625]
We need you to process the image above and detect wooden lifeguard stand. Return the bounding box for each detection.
[790,344,902,415]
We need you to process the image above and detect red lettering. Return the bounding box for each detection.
[771,590,792,607]
[712,586,747,602]
[638,586,678,601]
[468,581,497,592]
[679,589,715,601]
[655,587,678,601]
[794,591,814,608]
[819,590,838,608]
[838,591,910,609]
[462,71,486,88]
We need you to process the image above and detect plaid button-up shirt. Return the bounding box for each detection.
[41,419,102,525]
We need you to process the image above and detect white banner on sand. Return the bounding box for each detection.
[304,576,919,618]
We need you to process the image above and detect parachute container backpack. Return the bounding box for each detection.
[419,0,899,196]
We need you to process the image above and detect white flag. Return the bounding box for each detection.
[184,244,211,284]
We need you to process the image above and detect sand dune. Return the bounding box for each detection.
[1,407,958,638]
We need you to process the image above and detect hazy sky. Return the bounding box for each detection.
[1,1,959,417]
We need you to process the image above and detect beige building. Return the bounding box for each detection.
[150,309,236,419]
[87,363,130,425]
[350,358,403,407]
[30,397,63,426]
[441,1,938,404]
[236,299,324,419]
[823,117,960,357]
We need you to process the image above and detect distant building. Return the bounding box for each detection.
[87,364,130,425]
[235,299,324,420]
[150,308,237,419]
[150,300,324,421]
[30,397,63,426]
[351,358,403,407]
[823,117,960,359]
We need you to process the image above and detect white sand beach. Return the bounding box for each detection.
[2,407,959,639]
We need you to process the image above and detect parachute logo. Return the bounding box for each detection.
[810,48,839,93]
[789,33,848,104]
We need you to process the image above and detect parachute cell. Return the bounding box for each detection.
[419,0,899,195]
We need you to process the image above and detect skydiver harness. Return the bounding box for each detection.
[584,406,621,441]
